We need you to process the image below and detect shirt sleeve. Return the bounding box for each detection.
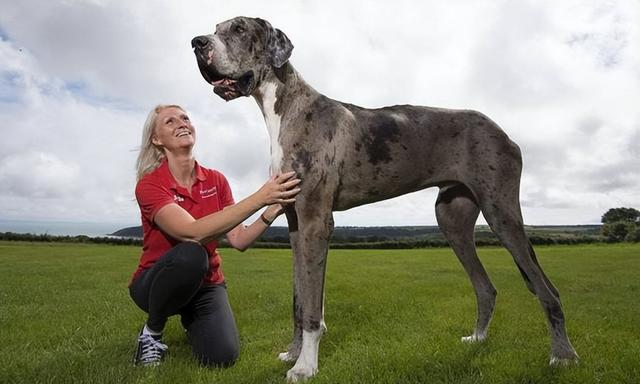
[217,172,235,208]
[135,178,175,223]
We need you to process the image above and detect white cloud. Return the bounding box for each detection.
[0,0,639,228]
[0,151,80,198]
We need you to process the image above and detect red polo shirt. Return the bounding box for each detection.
[131,159,235,286]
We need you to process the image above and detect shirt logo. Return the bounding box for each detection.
[200,186,217,199]
[173,194,184,202]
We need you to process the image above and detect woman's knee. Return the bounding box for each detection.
[195,341,239,368]
[188,316,240,368]
[170,242,208,276]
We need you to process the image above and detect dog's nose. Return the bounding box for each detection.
[191,36,210,50]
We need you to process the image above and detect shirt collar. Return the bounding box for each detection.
[157,158,207,191]
[194,160,207,182]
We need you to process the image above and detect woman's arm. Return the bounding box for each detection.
[153,172,299,243]
[225,204,284,251]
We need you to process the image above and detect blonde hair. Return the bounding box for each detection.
[135,104,184,181]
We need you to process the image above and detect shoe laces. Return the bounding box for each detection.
[138,334,168,365]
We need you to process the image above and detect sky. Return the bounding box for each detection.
[0,0,638,229]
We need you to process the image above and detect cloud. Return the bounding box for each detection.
[0,151,80,198]
[0,0,639,227]
[564,2,630,68]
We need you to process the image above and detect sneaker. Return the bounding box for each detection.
[133,331,168,366]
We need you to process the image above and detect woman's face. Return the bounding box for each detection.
[151,107,196,153]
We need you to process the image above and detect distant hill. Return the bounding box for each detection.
[110,225,448,240]
[111,224,603,247]
[1,224,603,248]
[110,226,144,238]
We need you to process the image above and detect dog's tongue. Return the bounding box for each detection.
[212,78,236,87]
[211,78,240,101]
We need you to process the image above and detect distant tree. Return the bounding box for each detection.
[625,227,640,243]
[602,221,636,242]
[601,207,640,224]
[600,207,640,242]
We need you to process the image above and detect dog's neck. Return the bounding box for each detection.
[253,62,319,115]
[252,62,319,174]
[254,78,283,174]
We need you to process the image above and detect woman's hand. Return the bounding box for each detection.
[255,171,301,206]
[225,176,298,251]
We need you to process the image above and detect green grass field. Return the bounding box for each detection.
[0,242,638,383]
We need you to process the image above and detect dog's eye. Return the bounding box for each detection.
[235,25,245,34]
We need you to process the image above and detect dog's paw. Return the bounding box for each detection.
[286,365,317,382]
[278,351,298,362]
[278,342,301,362]
[461,332,486,343]
[550,348,579,366]
[549,355,579,366]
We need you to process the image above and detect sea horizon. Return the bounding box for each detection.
[0,219,138,237]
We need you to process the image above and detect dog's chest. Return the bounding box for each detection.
[257,82,284,175]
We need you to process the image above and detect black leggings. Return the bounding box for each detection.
[129,242,239,366]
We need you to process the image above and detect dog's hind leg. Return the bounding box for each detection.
[436,184,497,343]
[479,192,578,365]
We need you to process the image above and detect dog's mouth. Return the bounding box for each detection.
[195,59,254,101]
[210,71,255,101]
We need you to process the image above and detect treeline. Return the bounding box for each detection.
[5,208,637,249]
[0,231,608,248]
[0,232,142,246]
[246,234,606,249]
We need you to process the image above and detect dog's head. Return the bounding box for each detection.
[191,16,293,101]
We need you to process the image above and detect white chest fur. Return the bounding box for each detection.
[257,81,283,175]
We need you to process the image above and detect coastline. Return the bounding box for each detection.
[0,219,137,238]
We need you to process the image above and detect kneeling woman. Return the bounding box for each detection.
[129,105,300,367]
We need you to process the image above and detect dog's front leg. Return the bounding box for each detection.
[285,204,333,382]
[278,206,303,362]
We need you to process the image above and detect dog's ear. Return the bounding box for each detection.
[269,27,293,68]
[256,18,294,68]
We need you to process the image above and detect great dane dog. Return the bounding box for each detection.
[191,16,578,381]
